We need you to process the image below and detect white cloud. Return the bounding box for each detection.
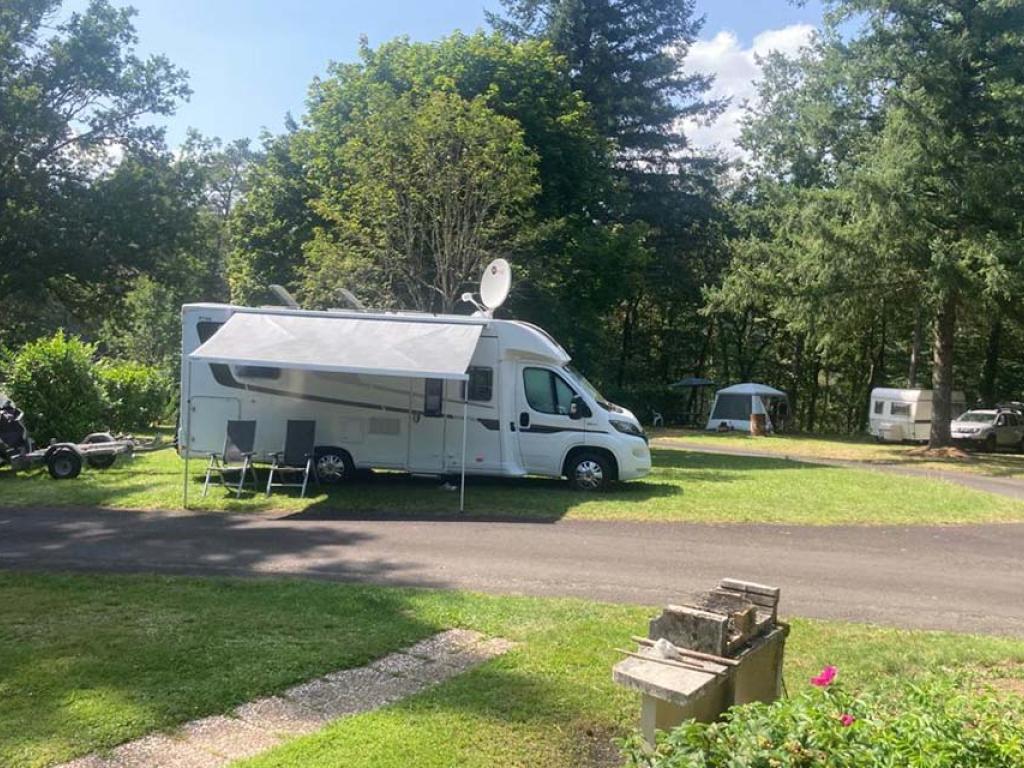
[682,24,816,158]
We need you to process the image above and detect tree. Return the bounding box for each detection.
[717,0,1024,442]
[489,0,730,407]
[0,0,190,345]
[301,88,539,312]
[489,0,720,166]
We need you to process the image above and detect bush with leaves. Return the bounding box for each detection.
[5,332,108,442]
[98,361,172,432]
[621,665,1023,768]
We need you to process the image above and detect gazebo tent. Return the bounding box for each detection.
[706,383,788,433]
[182,312,484,510]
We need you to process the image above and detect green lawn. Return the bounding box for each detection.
[654,428,1024,479]
[2,445,1024,525]
[2,572,1022,768]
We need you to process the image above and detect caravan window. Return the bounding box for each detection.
[873,400,884,415]
[891,402,911,417]
[523,368,576,415]
[460,367,493,402]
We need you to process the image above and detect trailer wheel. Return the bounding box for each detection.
[47,448,82,480]
[84,433,117,469]
[315,448,354,484]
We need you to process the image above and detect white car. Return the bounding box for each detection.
[950,409,1024,452]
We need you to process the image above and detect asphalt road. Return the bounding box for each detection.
[2,507,1022,637]
[653,440,1024,500]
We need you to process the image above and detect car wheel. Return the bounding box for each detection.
[984,434,997,453]
[47,448,82,480]
[315,449,354,485]
[568,452,611,492]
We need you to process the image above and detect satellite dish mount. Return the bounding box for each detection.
[461,258,512,318]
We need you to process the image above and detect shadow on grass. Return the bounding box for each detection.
[0,573,443,768]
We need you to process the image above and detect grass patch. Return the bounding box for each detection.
[2,445,1024,525]
[1,572,1022,768]
[654,428,1024,479]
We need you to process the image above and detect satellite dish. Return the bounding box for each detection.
[479,258,512,312]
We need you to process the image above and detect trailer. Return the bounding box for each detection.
[0,399,154,479]
[868,387,966,443]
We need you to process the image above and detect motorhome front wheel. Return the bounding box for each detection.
[568,453,611,492]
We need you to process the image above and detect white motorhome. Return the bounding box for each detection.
[868,387,966,443]
[178,300,651,496]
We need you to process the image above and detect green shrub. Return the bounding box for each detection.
[6,332,108,442]
[97,360,172,432]
[621,668,1023,767]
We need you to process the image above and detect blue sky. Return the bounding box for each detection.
[64,0,825,152]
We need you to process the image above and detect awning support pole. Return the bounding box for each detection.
[183,359,192,510]
[460,396,468,513]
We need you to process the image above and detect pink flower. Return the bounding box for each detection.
[810,665,838,687]
[840,713,856,727]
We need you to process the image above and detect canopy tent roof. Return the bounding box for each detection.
[189,312,485,380]
[669,377,716,389]
[716,383,787,398]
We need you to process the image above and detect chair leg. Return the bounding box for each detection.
[235,457,250,499]
[202,455,217,498]
[266,462,275,496]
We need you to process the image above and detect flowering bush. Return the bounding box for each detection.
[621,666,1023,767]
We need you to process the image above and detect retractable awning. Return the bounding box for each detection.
[189,312,485,381]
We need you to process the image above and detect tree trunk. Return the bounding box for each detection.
[928,293,957,448]
[979,315,1002,408]
[907,308,922,387]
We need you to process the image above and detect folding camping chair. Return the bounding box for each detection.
[265,420,318,498]
[203,420,258,498]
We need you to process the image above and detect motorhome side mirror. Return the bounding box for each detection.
[569,396,590,420]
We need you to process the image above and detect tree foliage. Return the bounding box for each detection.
[0,0,190,343]
[301,87,539,312]
[709,0,1024,441]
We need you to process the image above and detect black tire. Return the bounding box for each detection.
[566,451,612,492]
[47,448,82,480]
[84,433,117,469]
[314,448,354,485]
[984,434,997,453]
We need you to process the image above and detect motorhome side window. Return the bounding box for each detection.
[874,400,884,415]
[523,368,576,415]
[234,365,281,380]
[461,367,493,402]
[424,379,444,417]
[891,402,911,417]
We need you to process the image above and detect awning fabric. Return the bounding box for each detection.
[189,312,484,380]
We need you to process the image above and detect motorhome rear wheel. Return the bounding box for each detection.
[314,448,354,484]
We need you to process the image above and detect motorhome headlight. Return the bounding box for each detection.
[611,420,646,441]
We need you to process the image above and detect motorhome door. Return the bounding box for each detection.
[186,396,241,454]
[408,378,446,472]
[516,365,585,476]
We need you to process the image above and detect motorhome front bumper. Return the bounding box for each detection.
[620,443,652,480]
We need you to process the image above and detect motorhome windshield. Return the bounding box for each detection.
[959,411,996,424]
[565,365,611,409]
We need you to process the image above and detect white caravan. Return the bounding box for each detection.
[868,387,966,442]
[178,295,651,497]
